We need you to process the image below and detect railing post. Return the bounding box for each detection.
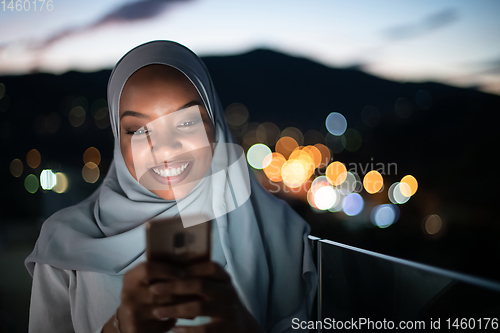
[308,235,321,333]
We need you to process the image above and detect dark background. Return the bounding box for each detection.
[1,49,499,332]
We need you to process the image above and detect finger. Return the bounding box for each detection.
[153,300,237,320]
[150,279,237,303]
[185,261,230,281]
[146,260,187,284]
[143,317,178,333]
[171,320,238,333]
[115,305,178,330]
[121,282,157,307]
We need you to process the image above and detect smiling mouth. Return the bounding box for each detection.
[147,160,193,186]
[151,161,190,177]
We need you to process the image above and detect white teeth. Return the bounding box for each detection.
[152,162,189,177]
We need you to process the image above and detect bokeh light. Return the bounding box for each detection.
[307,176,333,209]
[326,161,347,186]
[302,145,322,169]
[247,143,272,169]
[263,152,286,182]
[10,158,23,177]
[314,186,338,210]
[311,176,331,189]
[94,107,110,129]
[69,106,86,127]
[83,147,101,166]
[225,103,249,127]
[424,214,443,235]
[363,170,384,194]
[40,169,57,190]
[281,159,308,188]
[342,193,364,216]
[24,174,39,194]
[72,96,89,111]
[45,112,61,134]
[371,204,400,228]
[275,136,298,159]
[325,133,345,153]
[82,162,100,183]
[389,182,411,204]
[256,122,280,146]
[281,127,304,146]
[90,98,107,118]
[337,172,360,196]
[52,172,69,194]
[342,128,362,152]
[303,129,324,145]
[242,127,259,148]
[328,192,345,212]
[289,147,315,178]
[325,112,347,136]
[26,149,41,169]
[400,175,418,196]
[313,143,331,168]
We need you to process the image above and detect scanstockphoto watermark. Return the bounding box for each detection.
[291,318,426,330]
[266,159,398,194]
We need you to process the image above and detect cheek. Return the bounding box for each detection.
[120,139,136,174]
[184,137,212,167]
[183,127,213,151]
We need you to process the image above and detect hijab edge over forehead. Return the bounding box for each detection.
[108,40,218,145]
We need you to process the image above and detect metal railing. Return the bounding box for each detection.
[308,235,500,332]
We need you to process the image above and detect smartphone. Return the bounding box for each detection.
[145,215,212,266]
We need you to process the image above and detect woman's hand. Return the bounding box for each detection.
[150,261,264,333]
[103,260,188,333]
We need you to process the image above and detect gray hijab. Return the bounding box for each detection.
[25,40,317,330]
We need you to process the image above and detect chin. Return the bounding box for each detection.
[152,189,184,201]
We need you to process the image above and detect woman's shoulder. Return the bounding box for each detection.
[38,198,101,240]
[252,185,310,233]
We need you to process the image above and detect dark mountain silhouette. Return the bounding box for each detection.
[1,48,499,280]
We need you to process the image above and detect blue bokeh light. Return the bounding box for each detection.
[342,193,364,216]
[325,112,347,136]
[370,204,400,228]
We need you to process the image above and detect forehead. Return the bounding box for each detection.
[119,65,203,114]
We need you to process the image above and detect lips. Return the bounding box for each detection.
[148,160,193,186]
[149,160,191,170]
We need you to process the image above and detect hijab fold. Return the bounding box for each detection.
[25,40,317,330]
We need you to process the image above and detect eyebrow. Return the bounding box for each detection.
[120,100,203,120]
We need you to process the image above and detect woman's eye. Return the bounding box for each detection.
[126,128,150,135]
[178,121,196,127]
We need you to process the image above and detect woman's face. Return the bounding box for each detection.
[119,64,215,200]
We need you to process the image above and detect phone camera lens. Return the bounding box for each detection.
[174,232,185,248]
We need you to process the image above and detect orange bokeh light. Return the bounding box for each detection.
[325,161,347,186]
[275,136,298,159]
[313,143,331,168]
[363,170,384,194]
[401,175,418,196]
[263,152,287,182]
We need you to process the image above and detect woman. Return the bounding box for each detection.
[25,40,317,333]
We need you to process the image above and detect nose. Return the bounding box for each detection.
[145,124,184,163]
